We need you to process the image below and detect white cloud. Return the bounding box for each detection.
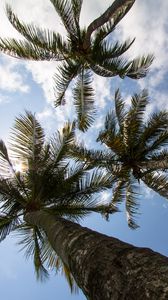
[0,56,29,93]
[118,0,168,90]
[0,92,9,104]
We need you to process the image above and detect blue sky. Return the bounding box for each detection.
[0,0,168,299]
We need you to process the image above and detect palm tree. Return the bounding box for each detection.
[0,111,114,290]
[1,112,168,299]
[70,89,168,229]
[0,0,153,131]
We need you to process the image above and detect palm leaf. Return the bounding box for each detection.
[71,0,83,30]
[54,60,81,106]
[93,20,116,45]
[10,111,44,162]
[0,140,12,176]
[17,225,49,281]
[111,179,126,207]
[142,172,168,199]
[0,175,27,207]
[49,121,75,166]
[90,57,130,78]
[125,181,139,229]
[122,90,149,149]
[92,38,135,62]
[5,4,68,60]
[139,111,168,148]
[73,70,96,131]
[97,111,124,155]
[0,214,19,242]
[0,37,63,61]
[127,54,154,79]
[62,168,114,204]
[114,89,126,133]
[33,228,49,281]
[145,131,168,154]
[50,0,77,39]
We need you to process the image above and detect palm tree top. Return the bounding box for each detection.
[71,89,168,229]
[0,111,115,286]
[0,0,154,131]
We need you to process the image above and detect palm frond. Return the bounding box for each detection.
[0,140,12,176]
[0,177,26,207]
[49,121,75,165]
[114,89,126,133]
[93,19,116,46]
[126,54,154,79]
[71,0,83,28]
[33,228,49,281]
[97,111,124,155]
[69,145,117,169]
[50,0,78,39]
[73,70,96,131]
[0,214,19,242]
[0,37,63,61]
[54,60,80,106]
[139,111,168,148]
[125,181,139,229]
[17,225,49,281]
[61,168,115,205]
[5,4,68,60]
[147,150,168,164]
[142,172,168,199]
[55,257,79,293]
[90,57,131,78]
[145,131,168,154]
[10,111,44,163]
[111,179,126,207]
[92,38,135,62]
[122,90,149,148]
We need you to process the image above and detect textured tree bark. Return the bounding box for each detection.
[83,0,135,49]
[25,211,168,300]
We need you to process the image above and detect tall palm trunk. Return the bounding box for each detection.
[25,211,168,300]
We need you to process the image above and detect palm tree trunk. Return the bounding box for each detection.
[83,0,135,49]
[25,211,168,300]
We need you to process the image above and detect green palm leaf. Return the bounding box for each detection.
[17,224,49,281]
[49,121,75,166]
[127,54,154,79]
[0,37,63,61]
[139,112,168,150]
[10,111,44,159]
[92,38,135,62]
[5,4,68,60]
[50,0,77,39]
[125,181,139,229]
[71,0,83,24]
[73,70,96,131]
[142,172,168,199]
[114,89,126,133]
[122,90,149,149]
[0,214,19,242]
[54,60,81,106]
